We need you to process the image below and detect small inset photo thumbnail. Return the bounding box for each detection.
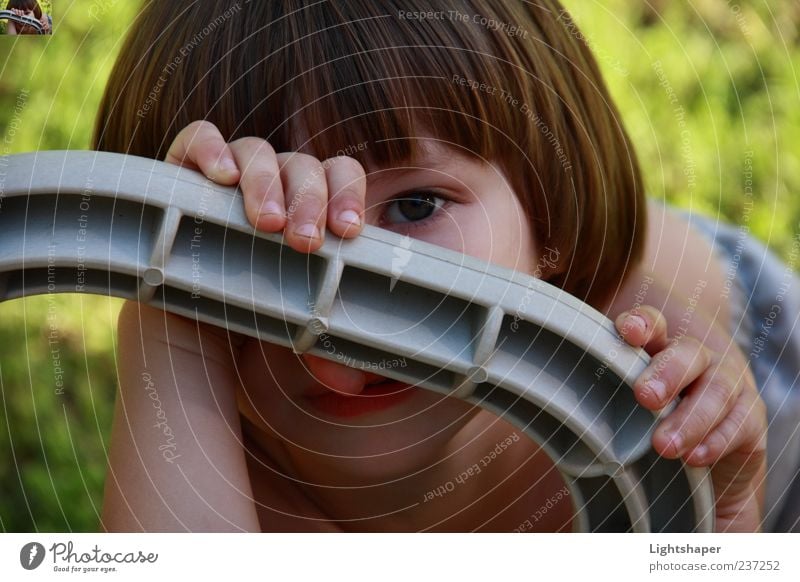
[1,0,52,35]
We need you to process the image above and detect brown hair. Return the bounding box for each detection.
[6,0,42,19]
[94,0,646,308]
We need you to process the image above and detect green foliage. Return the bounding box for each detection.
[0,295,119,531]
[0,0,798,531]
[0,0,138,531]
[561,0,800,260]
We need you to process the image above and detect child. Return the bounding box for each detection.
[4,0,51,34]
[93,0,778,532]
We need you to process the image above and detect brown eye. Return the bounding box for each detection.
[385,192,445,224]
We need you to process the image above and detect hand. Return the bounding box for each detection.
[163,120,366,528]
[166,121,384,530]
[11,9,34,21]
[165,120,367,252]
[10,8,37,34]
[615,306,767,532]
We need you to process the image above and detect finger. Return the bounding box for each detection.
[277,152,328,253]
[701,390,767,534]
[228,137,285,232]
[633,336,711,409]
[684,387,767,467]
[651,363,744,459]
[165,120,240,184]
[323,156,365,238]
[615,305,670,354]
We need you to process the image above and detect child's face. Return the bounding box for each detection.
[14,9,37,34]
[239,137,538,484]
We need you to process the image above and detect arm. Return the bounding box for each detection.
[103,121,366,532]
[102,301,260,532]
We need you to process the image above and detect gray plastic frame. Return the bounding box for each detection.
[0,10,45,34]
[1,151,714,532]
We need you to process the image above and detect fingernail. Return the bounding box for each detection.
[260,201,283,217]
[338,209,361,227]
[627,314,647,333]
[295,223,320,240]
[692,444,709,461]
[668,432,683,456]
[645,377,667,401]
[218,157,238,174]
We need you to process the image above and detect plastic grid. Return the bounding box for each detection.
[0,10,45,34]
[0,150,714,532]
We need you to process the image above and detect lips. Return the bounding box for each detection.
[305,380,417,418]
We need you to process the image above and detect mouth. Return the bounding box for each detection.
[305,379,418,418]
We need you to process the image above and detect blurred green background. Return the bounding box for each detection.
[0,0,798,531]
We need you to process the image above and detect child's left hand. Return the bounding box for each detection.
[615,306,767,532]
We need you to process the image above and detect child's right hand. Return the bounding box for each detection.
[165,120,367,252]
[166,120,376,390]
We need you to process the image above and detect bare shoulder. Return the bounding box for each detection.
[606,200,730,329]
